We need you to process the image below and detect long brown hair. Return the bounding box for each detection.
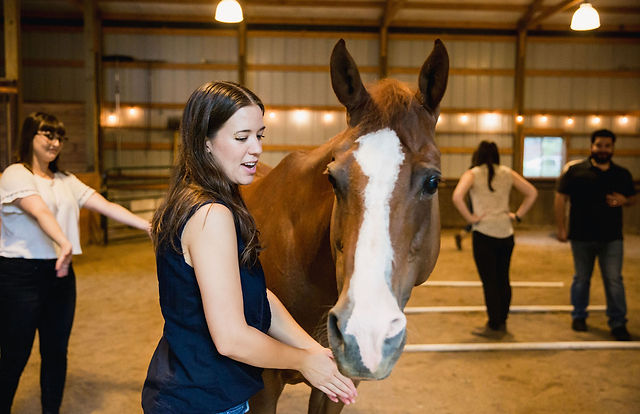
[475,140,500,192]
[18,112,66,173]
[152,81,264,267]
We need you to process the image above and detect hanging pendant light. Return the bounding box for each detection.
[570,3,600,31]
[215,0,243,23]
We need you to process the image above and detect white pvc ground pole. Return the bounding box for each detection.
[404,341,640,352]
[404,305,606,314]
[421,280,564,288]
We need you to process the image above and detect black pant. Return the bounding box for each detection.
[0,257,76,414]
[472,232,514,329]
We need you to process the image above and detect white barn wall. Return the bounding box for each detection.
[103,33,238,63]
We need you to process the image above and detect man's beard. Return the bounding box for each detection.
[591,151,612,164]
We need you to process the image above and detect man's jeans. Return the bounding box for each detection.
[570,239,627,328]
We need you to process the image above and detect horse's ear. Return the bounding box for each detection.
[417,39,449,114]
[330,38,372,127]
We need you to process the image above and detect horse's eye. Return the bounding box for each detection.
[423,175,440,195]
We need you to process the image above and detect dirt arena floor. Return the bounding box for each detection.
[10,229,640,414]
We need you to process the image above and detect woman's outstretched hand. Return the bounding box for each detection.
[300,347,357,405]
[55,242,73,277]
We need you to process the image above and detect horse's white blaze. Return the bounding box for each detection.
[345,128,407,373]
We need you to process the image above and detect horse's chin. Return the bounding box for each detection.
[331,331,406,381]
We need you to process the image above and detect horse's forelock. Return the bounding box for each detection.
[367,79,413,122]
[357,79,430,150]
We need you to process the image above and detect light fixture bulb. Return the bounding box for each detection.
[107,113,118,123]
[570,3,600,31]
[516,115,524,124]
[323,112,335,124]
[292,110,310,125]
[215,0,243,23]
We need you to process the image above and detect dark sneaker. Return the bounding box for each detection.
[611,326,631,341]
[454,234,462,250]
[572,318,587,332]
[472,324,507,339]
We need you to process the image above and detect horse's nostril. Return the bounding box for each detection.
[388,315,407,338]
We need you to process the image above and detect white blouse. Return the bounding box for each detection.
[0,163,95,259]
[469,164,514,239]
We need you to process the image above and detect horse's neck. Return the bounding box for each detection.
[248,135,341,266]
[278,137,336,218]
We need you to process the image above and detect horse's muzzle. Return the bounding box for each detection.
[327,310,407,380]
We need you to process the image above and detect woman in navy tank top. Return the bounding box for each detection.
[141,81,357,413]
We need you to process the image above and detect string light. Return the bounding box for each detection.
[539,115,548,124]
[267,111,277,120]
[292,110,310,125]
[480,113,500,130]
[127,107,140,118]
[515,115,524,124]
[566,117,575,126]
[322,112,335,124]
[459,114,469,124]
[618,116,629,125]
[106,113,119,125]
[591,115,601,125]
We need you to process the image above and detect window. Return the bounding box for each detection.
[522,135,565,178]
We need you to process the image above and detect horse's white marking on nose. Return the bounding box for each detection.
[345,127,407,373]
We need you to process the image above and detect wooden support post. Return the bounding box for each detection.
[379,25,388,79]
[84,0,101,173]
[379,0,405,79]
[238,20,247,86]
[512,28,527,174]
[4,0,22,165]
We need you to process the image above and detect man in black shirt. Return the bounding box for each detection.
[555,129,636,341]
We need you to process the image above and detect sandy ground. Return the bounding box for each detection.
[9,229,640,414]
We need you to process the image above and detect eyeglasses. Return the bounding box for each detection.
[38,130,68,143]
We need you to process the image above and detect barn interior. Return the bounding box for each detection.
[1,1,639,413]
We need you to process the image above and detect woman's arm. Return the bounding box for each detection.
[509,170,538,220]
[452,170,481,224]
[83,192,150,233]
[13,194,73,277]
[184,204,356,404]
[266,289,323,351]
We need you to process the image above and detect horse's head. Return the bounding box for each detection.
[326,39,448,380]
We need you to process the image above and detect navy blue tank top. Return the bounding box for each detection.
[142,202,271,413]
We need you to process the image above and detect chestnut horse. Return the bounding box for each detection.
[243,38,449,414]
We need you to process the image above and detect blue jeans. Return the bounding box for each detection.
[570,239,627,328]
[218,401,249,414]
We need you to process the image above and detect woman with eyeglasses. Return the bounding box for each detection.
[0,112,150,413]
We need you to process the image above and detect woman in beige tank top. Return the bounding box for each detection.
[452,141,538,338]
